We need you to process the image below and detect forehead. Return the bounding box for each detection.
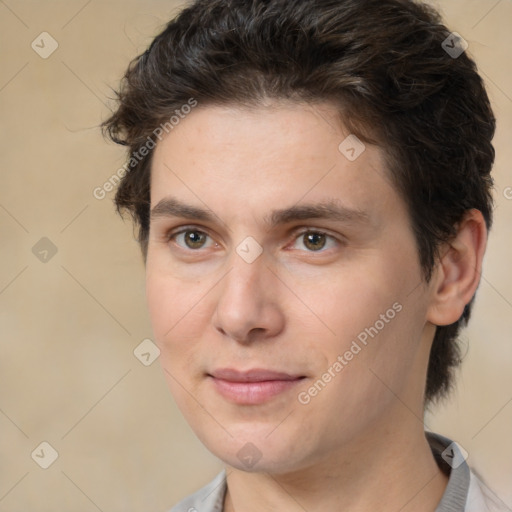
[149,101,400,226]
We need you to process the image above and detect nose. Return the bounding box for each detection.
[213,251,285,344]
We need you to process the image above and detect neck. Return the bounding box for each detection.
[223,419,448,512]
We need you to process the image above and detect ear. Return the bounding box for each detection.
[426,209,488,326]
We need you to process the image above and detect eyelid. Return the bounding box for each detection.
[166,224,218,249]
[166,224,342,252]
[287,227,342,251]
[166,224,210,241]
[166,223,341,238]
[165,224,344,255]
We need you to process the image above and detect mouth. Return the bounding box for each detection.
[207,368,307,405]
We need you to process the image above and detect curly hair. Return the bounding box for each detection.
[102,0,496,406]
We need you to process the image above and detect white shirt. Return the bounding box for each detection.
[169,432,510,512]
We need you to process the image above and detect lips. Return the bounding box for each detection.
[209,368,304,382]
[208,368,306,405]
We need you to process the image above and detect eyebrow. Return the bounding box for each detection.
[150,196,370,227]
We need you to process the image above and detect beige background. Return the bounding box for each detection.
[0,0,510,510]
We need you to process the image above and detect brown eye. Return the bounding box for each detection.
[303,232,327,251]
[171,229,214,250]
[290,230,338,253]
[183,230,207,249]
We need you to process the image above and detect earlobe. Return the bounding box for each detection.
[426,209,488,326]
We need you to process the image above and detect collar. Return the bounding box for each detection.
[426,431,470,511]
[170,431,473,512]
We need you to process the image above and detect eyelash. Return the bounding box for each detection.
[165,225,341,253]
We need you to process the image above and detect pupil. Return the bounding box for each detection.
[186,231,204,248]
[305,233,325,251]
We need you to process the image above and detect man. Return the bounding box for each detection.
[103,0,507,510]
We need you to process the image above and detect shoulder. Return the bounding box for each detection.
[168,470,227,512]
[466,470,511,512]
[425,431,509,512]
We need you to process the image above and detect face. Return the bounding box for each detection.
[146,101,436,475]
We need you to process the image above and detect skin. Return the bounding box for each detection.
[145,101,487,512]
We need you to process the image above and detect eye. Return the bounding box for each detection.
[170,228,216,250]
[166,227,339,253]
[291,230,339,252]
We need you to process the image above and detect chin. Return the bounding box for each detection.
[196,425,312,475]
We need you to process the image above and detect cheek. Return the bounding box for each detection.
[292,263,402,344]
[145,272,204,354]
[146,274,175,342]
[293,257,421,389]
[145,275,223,435]
[146,274,207,409]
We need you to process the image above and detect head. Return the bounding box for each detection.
[103,0,495,473]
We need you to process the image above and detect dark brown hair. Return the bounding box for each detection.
[102,0,496,406]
